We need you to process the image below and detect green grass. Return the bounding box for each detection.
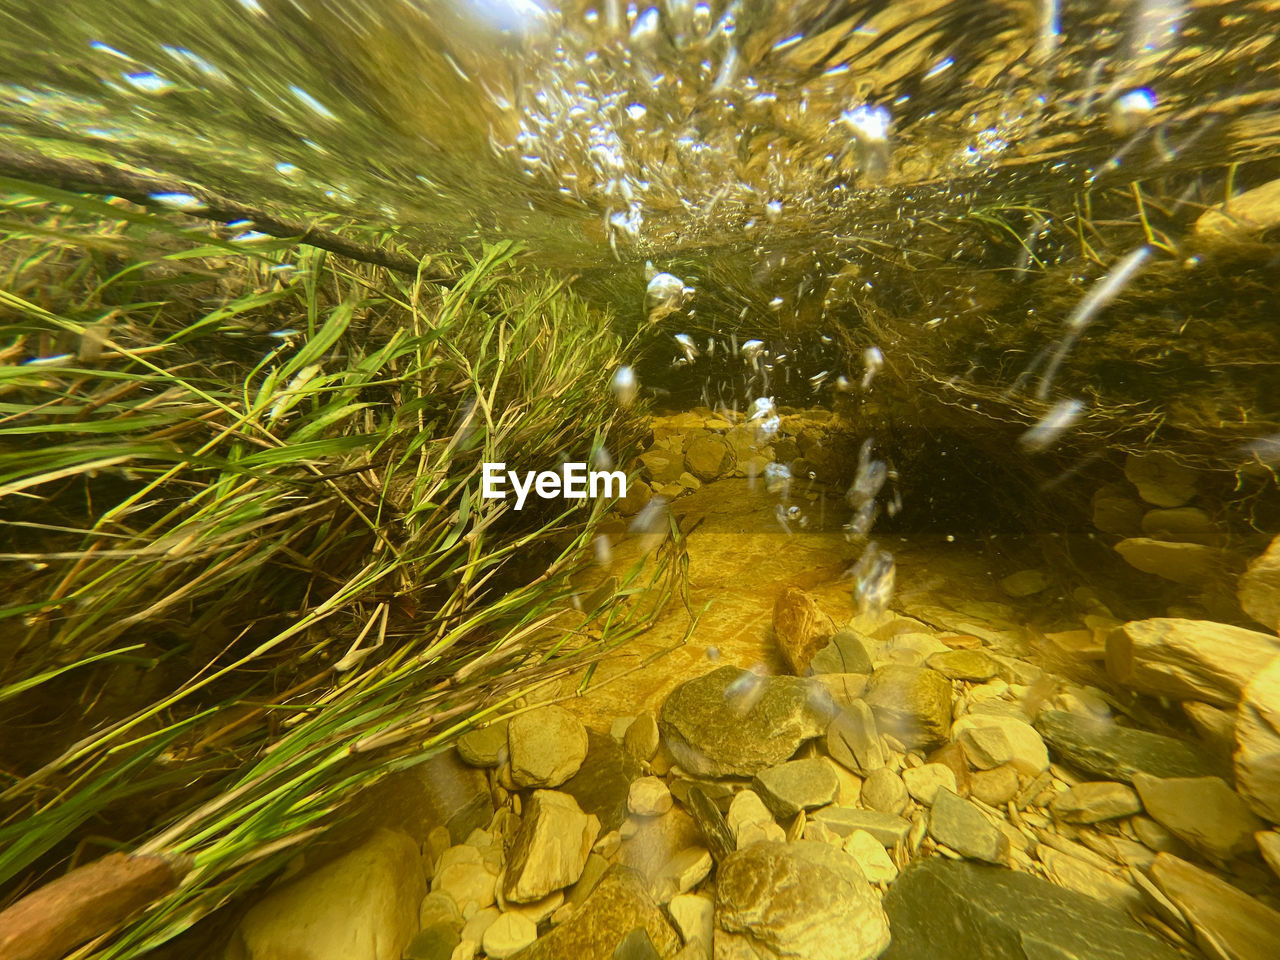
[0,190,673,955]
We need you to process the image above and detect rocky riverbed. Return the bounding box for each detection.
[223,409,1280,960]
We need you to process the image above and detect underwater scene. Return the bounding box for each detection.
[1,1,1280,958]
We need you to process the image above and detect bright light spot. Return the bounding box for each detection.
[289,85,336,120]
[123,72,174,94]
[150,192,205,210]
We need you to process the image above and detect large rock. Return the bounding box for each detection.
[658,667,829,777]
[1114,539,1221,585]
[862,665,953,749]
[1106,618,1280,707]
[1239,535,1280,631]
[1235,653,1280,822]
[504,790,600,903]
[1149,853,1280,960]
[226,829,423,960]
[772,587,836,675]
[1035,710,1223,783]
[510,865,678,960]
[507,705,589,789]
[714,841,890,960]
[882,858,1182,960]
[1132,774,1262,861]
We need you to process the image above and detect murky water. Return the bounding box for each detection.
[3,2,1280,959]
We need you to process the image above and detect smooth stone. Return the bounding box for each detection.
[863,665,953,750]
[405,923,461,960]
[1150,853,1280,960]
[611,717,635,743]
[1183,701,1237,756]
[683,434,733,482]
[652,847,712,903]
[628,777,673,817]
[726,790,774,840]
[519,866,679,960]
[1093,487,1145,536]
[999,569,1050,597]
[1238,535,1280,631]
[568,853,611,906]
[926,742,972,797]
[1035,710,1222,783]
[811,673,870,709]
[952,714,1048,775]
[560,731,644,833]
[926,648,997,681]
[508,705,589,789]
[861,767,909,815]
[842,829,899,882]
[969,766,1020,807]
[827,700,888,775]
[1106,618,1280,707]
[481,913,536,959]
[683,785,735,864]
[623,714,660,762]
[1132,816,1193,857]
[811,807,911,846]
[928,789,1008,864]
[1132,774,1262,861]
[228,828,424,960]
[457,721,509,768]
[503,790,600,903]
[507,890,563,925]
[1141,507,1222,545]
[431,857,496,915]
[809,628,875,675]
[1050,781,1141,823]
[1124,452,1198,508]
[658,667,829,778]
[714,841,890,960]
[882,858,1182,960]
[1114,539,1220,585]
[751,758,840,819]
[773,586,836,675]
[419,892,463,931]
[1194,176,1280,241]
[1235,652,1280,822]
[901,763,957,806]
[667,894,713,953]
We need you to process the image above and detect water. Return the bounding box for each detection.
[2,1,1280,957]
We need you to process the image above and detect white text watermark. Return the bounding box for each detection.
[482,462,627,510]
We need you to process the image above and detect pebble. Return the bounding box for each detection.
[812,807,911,846]
[457,721,509,768]
[460,906,499,943]
[1035,710,1222,783]
[901,763,957,805]
[667,893,714,955]
[727,789,775,840]
[927,649,998,681]
[828,702,889,780]
[481,912,537,959]
[653,846,713,903]
[503,789,600,903]
[507,705,589,789]
[861,767,909,815]
[624,713,660,761]
[1257,830,1280,880]
[628,776,673,816]
[928,789,1009,864]
[842,829,899,882]
[953,714,1049,776]
[1050,781,1141,823]
[969,765,1020,807]
[752,757,840,819]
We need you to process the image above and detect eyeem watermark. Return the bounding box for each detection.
[482,462,627,510]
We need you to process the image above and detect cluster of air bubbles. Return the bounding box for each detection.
[610,365,638,407]
[724,667,767,717]
[1108,88,1157,136]
[1020,398,1085,452]
[748,396,780,444]
[844,439,892,540]
[849,542,895,616]
[673,333,700,364]
[839,104,893,179]
[763,461,791,498]
[645,265,691,324]
[861,346,884,390]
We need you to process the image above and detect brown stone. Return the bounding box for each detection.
[0,852,185,960]
[1235,652,1280,823]
[1149,853,1280,960]
[772,587,835,675]
[1238,535,1280,632]
[683,433,734,481]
